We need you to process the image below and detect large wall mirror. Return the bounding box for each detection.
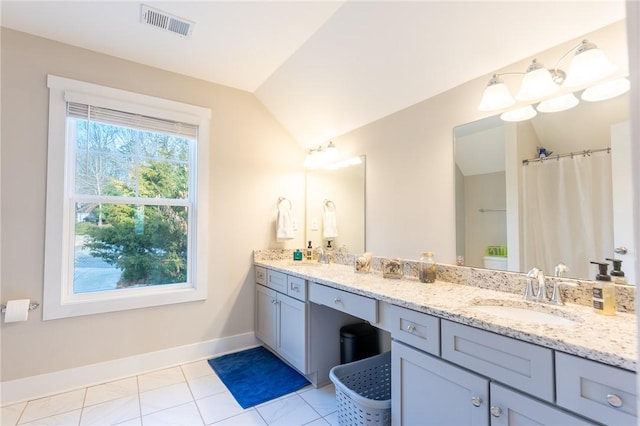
[306,156,366,254]
[455,92,634,284]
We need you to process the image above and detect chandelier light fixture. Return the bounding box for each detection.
[478,39,629,121]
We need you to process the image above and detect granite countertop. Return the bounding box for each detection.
[255,259,637,371]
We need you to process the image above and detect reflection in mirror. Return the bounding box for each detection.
[455,92,634,284]
[306,156,365,254]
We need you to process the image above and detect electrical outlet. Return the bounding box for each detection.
[311,217,319,231]
[291,219,297,231]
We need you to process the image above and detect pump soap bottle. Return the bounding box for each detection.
[306,241,313,261]
[590,261,616,315]
[606,258,628,285]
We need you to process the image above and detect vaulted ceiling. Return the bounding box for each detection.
[1,1,626,146]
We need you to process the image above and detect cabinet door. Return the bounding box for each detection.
[392,340,489,426]
[256,284,277,349]
[490,383,595,426]
[277,293,307,373]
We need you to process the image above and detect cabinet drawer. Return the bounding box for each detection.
[267,269,287,293]
[441,320,554,402]
[388,304,439,356]
[287,275,307,301]
[309,282,378,323]
[556,352,637,425]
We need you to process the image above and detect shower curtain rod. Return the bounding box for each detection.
[522,147,611,165]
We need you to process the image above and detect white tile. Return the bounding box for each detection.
[322,412,340,426]
[181,360,214,381]
[298,384,337,417]
[1,402,26,426]
[19,409,81,426]
[80,395,139,426]
[85,377,138,407]
[304,418,330,426]
[20,389,85,424]
[141,402,203,426]
[256,394,320,426]
[114,418,142,426]
[138,367,185,393]
[187,374,227,400]
[195,391,245,424]
[139,382,193,416]
[212,409,267,426]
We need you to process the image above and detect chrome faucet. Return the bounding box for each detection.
[549,263,570,305]
[524,267,547,301]
[316,247,331,264]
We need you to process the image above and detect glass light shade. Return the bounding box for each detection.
[477,76,515,111]
[536,93,579,113]
[500,105,537,122]
[582,78,630,102]
[516,60,559,101]
[325,141,339,162]
[563,41,616,88]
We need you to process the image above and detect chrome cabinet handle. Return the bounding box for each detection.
[607,394,623,408]
[614,247,628,254]
[271,299,277,304]
[406,324,417,333]
[290,284,299,291]
[334,298,341,304]
[490,406,502,417]
[471,396,482,407]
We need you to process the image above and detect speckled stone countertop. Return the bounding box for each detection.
[254,256,637,372]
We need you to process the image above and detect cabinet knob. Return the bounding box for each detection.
[490,406,502,417]
[271,299,277,304]
[291,284,299,291]
[606,394,623,408]
[334,298,341,304]
[614,246,628,254]
[406,324,417,334]
[471,396,482,407]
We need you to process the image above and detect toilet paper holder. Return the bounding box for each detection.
[1,302,40,313]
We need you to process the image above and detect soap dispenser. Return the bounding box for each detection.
[590,261,616,315]
[606,257,628,285]
[306,241,313,261]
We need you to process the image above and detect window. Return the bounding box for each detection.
[44,76,210,319]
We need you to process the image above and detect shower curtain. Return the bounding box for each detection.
[522,151,613,280]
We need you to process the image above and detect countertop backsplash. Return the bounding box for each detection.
[253,249,635,313]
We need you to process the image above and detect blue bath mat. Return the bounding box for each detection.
[207,346,309,408]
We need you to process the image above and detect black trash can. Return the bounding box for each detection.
[340,322,380,364]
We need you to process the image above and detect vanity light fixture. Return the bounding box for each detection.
[581,77,630,102]
[478,39,622,121]
[500,105,537,122]
[304,141,340,169]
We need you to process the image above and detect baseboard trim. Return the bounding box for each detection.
[1,332,259,406]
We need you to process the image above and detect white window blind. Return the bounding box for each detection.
[67,102,198,138]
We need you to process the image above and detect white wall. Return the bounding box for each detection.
[0,28,305,383]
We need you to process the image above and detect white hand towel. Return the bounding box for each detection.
[276,205,295,241]
[323,210,338,239]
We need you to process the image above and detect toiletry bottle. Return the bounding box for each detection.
[606,258,628,285]
[419,252,436,283]
[293,249,303,261]
[590,261,616,315]
[306,241,313,261]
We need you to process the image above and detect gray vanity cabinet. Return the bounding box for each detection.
[489,383,594,425]
[255,267,308,374]
[392,340,490,425]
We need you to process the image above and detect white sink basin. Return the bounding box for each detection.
[471,302,578,326]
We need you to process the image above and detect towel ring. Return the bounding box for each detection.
[278,197,292,209]
[323,199,336,212]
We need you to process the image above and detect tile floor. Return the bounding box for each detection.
[1,360,340,426]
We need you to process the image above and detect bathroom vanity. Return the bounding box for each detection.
[254,252,637,425]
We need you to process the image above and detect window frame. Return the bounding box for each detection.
[44,75,210,320]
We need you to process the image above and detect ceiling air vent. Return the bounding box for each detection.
[140,4,194,38]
